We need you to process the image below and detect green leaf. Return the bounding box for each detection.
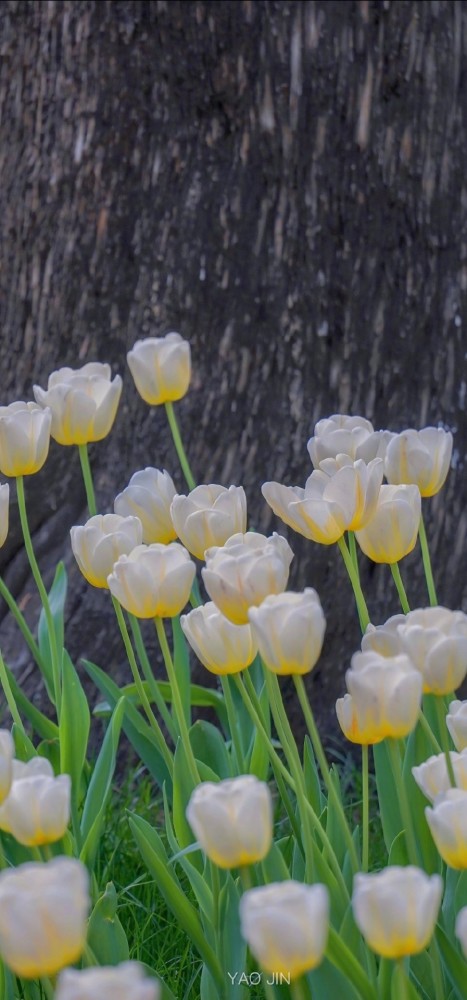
[246,682,271,781]
[436,924,467,1000]
[129,812,223,988]
[172,740,198,850]
[388,830,409,868]
[87,882,130,965]
[3,664,59,741]
[82,660,172,792]
[402,722,442,873]
[163,786,212,921]
[261,839,291,883]
[325,767,347,866]
[189,720,232,779]
[303,736,324,815]
[390,965,421,1000]
[310,957,361,1000]
[172,615,191,728]
[95,679,228,726]
[60,652,90,800]
[80,699,124,868]
[11,724,36,761]
[219,876,247,1000]
[374,741,403,853]
[37,562,67,697]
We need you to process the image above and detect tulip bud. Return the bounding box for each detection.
[412,750,467,803]
[447,700,467,751]
[71,514,143,589]
[202,532,293,625]
[108,542,195,618]
[308,414,393,466]
[0,731,13,805]
[171,484,247,560]
[33,363,122,446]
[186,775,273,868]
[426,788,467,868]
[127,333,191,405]
[455,907,467,958]
[336,651,422,745]
[384,427,453,497]
[0,755,70,846]
[0,402,51,477]
[114,468,177,544]
[239,881,329,980]
[55,963,160,1000]
[181,602,256,675]
[262,457,383,544]
[0,484,9,548]
[355,484,421,564]
[352,867,442,958]
[0,857,89,978]
[248,589,326,676]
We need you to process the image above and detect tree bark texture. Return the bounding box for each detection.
[0,0,466,738]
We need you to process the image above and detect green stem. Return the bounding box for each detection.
[348,530,359,575]
[129,615,178,742]
[0,574,44,671]
[293,675,359,873]
[16,476,62,715]
[362,743,369,872]
[387,738,419,865]
[239,865,253,891]
[78,444,97,516]
[164,401,196,491]
[337,535,370,631]
[429,939,445,1000]
[154,616,199,786]
[418,709,442,754]
[390,562,410,614]
[394,960,410,1000]
[418,510,438,606]
[112,599,173,776]
[290,980,310,1000]
[221,675,245,771]
[0,648,25,734]
[434,695,456,787]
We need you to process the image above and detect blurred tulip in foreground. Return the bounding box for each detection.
[114,468,177,544]
[171,484,247,559]
[202,531,293,625]
[55,962,160,1000]
[426,788,467,868]
[33,363,122,446]
[248,589,326,676]
[108,542,195,618]
[239,881,329,980]
[71,513,143,589]
[412,750,467,803]
[181,602,256,675]
[186,775,272,868]
[455,907,467,958]
[352,866,442,958]
[447,700,467,751]
[127,333,191,405]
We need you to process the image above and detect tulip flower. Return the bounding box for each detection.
[202,531,293,625]
[186,775,273,868]
[336,651,422,744]
[114,467,177,544]
[239,881,329,979]
[0,731,13,805]
[108,542,195,618]
[426,788,467,868]
[181,602,256,675]
[384,427,453,497]
[55,963,160,1000]
[70,513,143,589]
[171,484,247,559]
[262,456,383,545]
[352,866,443,958]
[33,363,122,446]
[308,413,393,465]
[447,700,467,751]
[248,589,326,676]
[398,607,467,696]
[355,484,421,563]
[0,402,51,477]
[0,755,70,846]
[0,484,9,548]
[412,750,467,803]
[361,615,406,657]
[455,907,467,958]
[127,332,191,405]
[0,857,89,978]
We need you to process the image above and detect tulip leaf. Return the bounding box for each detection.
[172,739,199,850]
[326,926,378,1000]
[443,867,460,940]
[189,719,232,779]
[325,767,347,866]
[454,869,467,918]
[94,679,228,726]
[37,561,67,699]
[402,722,442,873]
[339,904,370,971]
[138,969,176,1000]
[163,786,213,922]
[87,882,130,965]
[373,741,403,853]
[171,615,191,728]
[200,964,219,1000]
[11,723,36,761]
[246,682,271,781]
[261,839,291,882]
[388,830,409,868]
[219,876,247,999]
[128,812,223,988]
[80,698,125,867]
[3,663,59,741]
[436,925,466,1000]
[390,965,421,1000]
[410,950,439,1000]
[82,659,172,792]
[303,735,325,815]
[310,957,361,1000]
[59,652,90,813]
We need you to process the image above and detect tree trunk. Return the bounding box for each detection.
[0,0,466,737]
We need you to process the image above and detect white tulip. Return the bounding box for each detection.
[181,602,256,675]
[352,866,442,958]
[202,531,293,624]
[336,651,422,744]
[248,589,326,675]
[171,484,247,559]
[108,542,195,618]
[239,881,329,979]
[115,467,177,544]
[447,700,467,751]
[0,402,51,477]
[412,749,467,803]
[186,776,273,868]
[33,363,122,446]
[55,962,160,1000]
[355,484,421,563]
[308,414,393,465]
[127,333,191,405]
[70,513,143,589]
[384,427,453,497]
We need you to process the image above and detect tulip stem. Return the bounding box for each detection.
[290,980,310,1000]
[418,511,438,606]
[16,476,62,716]
[348,530,359,576]
[78,444,97,516]
[0,574,45,672]
[362,743,369,872]
[429,939,445,1000]
[0,647,25,734]
[390,562,410,614]
[129,614,178,743]
[387,738,419,866]
[434,695,456,787]
[417,709,442,754]
[112,599,174,775]
[154,616,200,787]
[221,676,245,771]
[293,675,360,873]
[165,402,196,492]
[337,536,370,632]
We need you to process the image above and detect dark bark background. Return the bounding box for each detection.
[0,0,466,744]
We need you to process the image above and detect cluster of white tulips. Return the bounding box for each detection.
[0,332,465,999]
